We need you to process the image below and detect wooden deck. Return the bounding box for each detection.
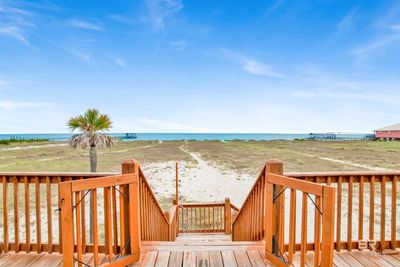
[2,238,399,267]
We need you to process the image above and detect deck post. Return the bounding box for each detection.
[60,181,73,267]
[122,159,141,257]
[225,198,232,234]
[175,162,179,205]
[321,186,336,267]
[265,160,284,254]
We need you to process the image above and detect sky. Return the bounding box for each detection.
[0,0,400,133]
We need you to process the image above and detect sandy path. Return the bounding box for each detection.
[0,144,66,151]
[295,152,391,171]
[140,145,254,207]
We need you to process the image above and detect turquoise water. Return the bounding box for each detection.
[0,133,369,141]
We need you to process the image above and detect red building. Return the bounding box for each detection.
[374,123,400,140]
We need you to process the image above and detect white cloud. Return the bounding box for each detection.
[0,101,53,110]
[65,48,92,63]
[217,48,284,78]
[0,26,30,45]
[353,34,400,56]
[170,40,186,50]
[114,57,126,68]
[336,8,358,33]
[69,19,103,31]
[145,0,183,30]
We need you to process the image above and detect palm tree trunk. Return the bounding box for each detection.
[89,145,97,243]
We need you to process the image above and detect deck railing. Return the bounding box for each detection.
[60,172,141,266]
[0,172,112,254]
[265,171,336,267]
[232,165,267,241]
[287,171,400,252]
[178,198,233,233]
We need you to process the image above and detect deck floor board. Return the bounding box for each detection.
[0,246,399,266]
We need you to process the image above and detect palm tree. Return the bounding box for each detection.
[67,108,113,172]
[67,108,113,242]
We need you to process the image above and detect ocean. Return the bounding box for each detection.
[0,133,369,141]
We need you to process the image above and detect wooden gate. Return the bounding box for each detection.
[60,173,140,267]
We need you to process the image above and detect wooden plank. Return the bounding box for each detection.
[60,181,73,267]
[391,176,397,250]
[70,174,136,192]
[209,251,223,267]
[197,251,210,267]
[92,189,99,266]
[358,175,364,241]
[234,250,251,267]
[268,173,323,196]
[14,178,19,252]
[333,252,351,267]
[24,176,30,253]
[288,189,296,264]
[142,251,158,267]
[46,176,53,253]
[75,191,82,267]
[129,180,141,261]
[336,252,364,267]
[381,176,386,251]
[221,251,238,267]
[112,187,118,254]
[350,251,380,267]
[29,253,63,267]
[246,250,264,267]
[155,251,170,267]
[168,251,183,267]
[380,254,400,266]
[314,196,321,267]
[347,176,353,251]
[104,187,113,261]
[2,176,8,253]
[301,192,308,267]
[321,186,336,267]
[35,177,41,253]
[183,251,196,267]
[370,175,375,240]
[336,176,342,251]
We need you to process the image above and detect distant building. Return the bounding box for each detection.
[374,123,400,140]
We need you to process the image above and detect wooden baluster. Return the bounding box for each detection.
[111,186,119,254]
[225,198,231,234]
[58,177,62,253]
[359,175,364,241]
[186,205,189,232]
[300,193,308,267]
[104,187,113,262]
[14,177,19,252]
[119,185,126,254]
[75,191,83,267]
[24,176,30,253]
[35,176,41,253]
[288,189,296,264]
[314,196,321,267]
[265,179,273,256]
[369,175,375,241]
[391,176,397,250]
[46,176,53,253]
[381,175,386,251]
[347,176,353,251]
[336,176,342,251]
[2,176,8,252]
[92,189,99,266]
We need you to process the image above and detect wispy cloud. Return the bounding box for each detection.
[69,19,103,31]
[353,32,400,56]
[0,101,53,110]
[113,57,126,68]
[170,40,186,51]
[64,48,93,63]
[217,48,284,78]
[144,0,183,30]
[0,26,30,45]
[336,8,358,34]
[263,0,284,17]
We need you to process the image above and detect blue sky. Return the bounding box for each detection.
[0,0,399,133]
